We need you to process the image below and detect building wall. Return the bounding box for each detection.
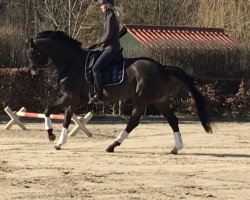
[119,33,245,81]
[120,33,146,58]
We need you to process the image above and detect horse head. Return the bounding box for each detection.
[27,38,49,76]
[27,31,85,77]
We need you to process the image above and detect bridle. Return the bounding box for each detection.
[27,44,53,69]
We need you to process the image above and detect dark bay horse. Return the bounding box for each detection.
[27,31,212,154]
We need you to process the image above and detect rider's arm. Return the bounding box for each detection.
[118,25,127,39]
[95,12,114,45]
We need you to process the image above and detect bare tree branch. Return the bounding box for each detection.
[36,0,96,37]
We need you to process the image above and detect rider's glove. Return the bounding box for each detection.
[89,43,98,50]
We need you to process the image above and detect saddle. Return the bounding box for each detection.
[85,48,126,86]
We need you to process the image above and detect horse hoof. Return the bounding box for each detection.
[49,134,56,142]
[48,129,56,142]
[170,147,178,155]
[54,145,61,150]
[106,146,114,153]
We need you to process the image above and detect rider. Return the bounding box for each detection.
[90,0,121,102]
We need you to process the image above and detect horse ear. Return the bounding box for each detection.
[25,38,30,48]
[30,38,35,48]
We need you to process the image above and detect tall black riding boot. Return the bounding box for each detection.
[91,72,104,103]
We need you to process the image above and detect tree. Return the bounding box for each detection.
[37,0,97,39]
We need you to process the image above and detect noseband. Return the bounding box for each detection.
[27,45,52,68]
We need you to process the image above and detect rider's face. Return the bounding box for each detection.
[100,4,107,13]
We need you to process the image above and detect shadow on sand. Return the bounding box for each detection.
[0,113,249,125]
[179,152,250,158]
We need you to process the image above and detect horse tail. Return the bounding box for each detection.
[165,66,212,133]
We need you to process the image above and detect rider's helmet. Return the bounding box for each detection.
[98,0,114,6]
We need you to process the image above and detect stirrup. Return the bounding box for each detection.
[90,94,102,103]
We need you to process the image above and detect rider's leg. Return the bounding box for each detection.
[92,47,119,101]
[93,72,104,99]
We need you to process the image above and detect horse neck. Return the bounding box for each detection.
[36,38,83,75]
[52,44,86,80]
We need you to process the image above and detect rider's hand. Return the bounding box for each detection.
[89,43,98,50]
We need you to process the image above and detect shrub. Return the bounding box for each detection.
[224,79,250,117]
[183,82,223,116]
[0,68,58,112]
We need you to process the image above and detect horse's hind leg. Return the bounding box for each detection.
[154,102,183,155]
[106,104,147,153]
[163,110,184,155]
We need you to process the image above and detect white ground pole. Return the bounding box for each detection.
[4,106,93,137]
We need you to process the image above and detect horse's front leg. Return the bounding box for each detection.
[55,105,75,150]
[44,94,70,142]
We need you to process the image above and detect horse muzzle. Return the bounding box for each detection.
[30,67,43,77]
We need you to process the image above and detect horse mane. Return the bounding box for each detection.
[36,31,82,51]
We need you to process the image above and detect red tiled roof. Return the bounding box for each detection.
[124,24,237,50]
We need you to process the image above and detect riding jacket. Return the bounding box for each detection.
[95,8,121,49]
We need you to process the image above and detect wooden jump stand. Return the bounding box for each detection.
[4,106,93,137]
